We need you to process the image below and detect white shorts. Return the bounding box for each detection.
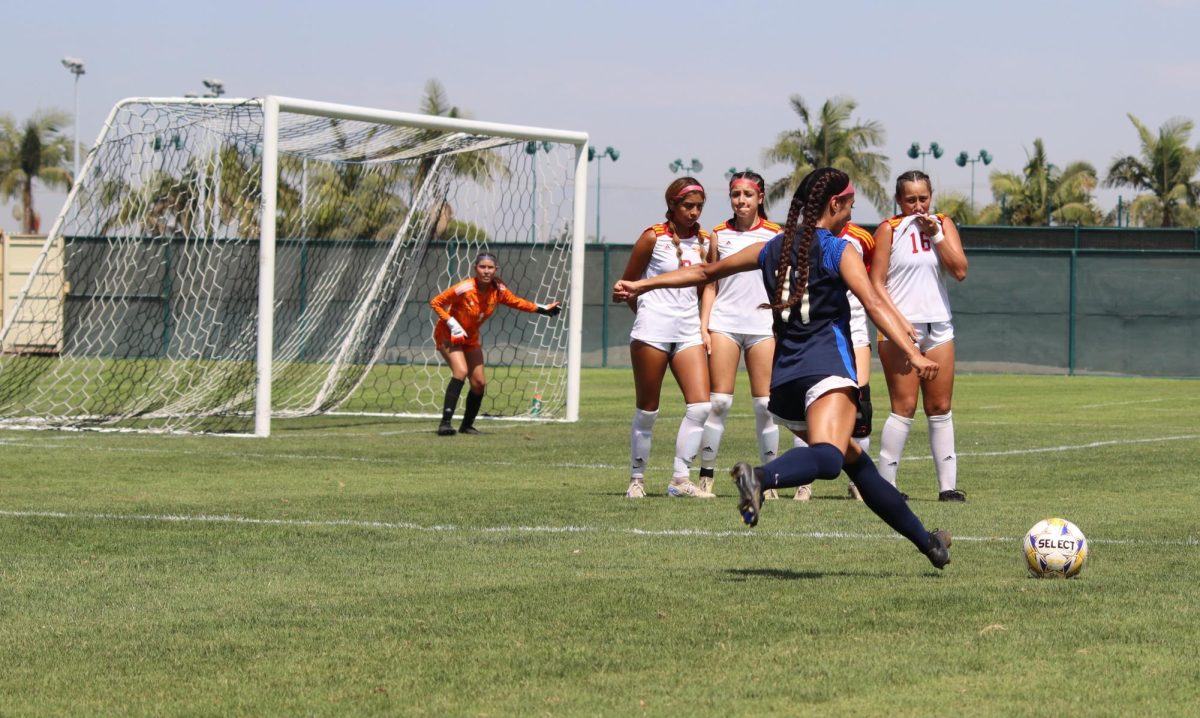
[848,294,869,348]
[770,376,860,432]
[879,319,954,353]
[634,337,705,357]
[710,330,773,352]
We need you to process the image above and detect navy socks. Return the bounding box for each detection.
[759,443,844,489]
[843,451,934,553]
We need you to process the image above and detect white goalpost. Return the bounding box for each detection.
[0,96,589,435]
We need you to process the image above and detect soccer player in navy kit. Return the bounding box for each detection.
[613,168,952,569]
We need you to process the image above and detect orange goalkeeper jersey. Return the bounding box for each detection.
[430,277,540,349]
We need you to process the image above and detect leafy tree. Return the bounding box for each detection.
[1103,114,1200,227]
[0,109,74,233]
[762,95,890,215]
[988,139,1102,225]
[931,191,980,225]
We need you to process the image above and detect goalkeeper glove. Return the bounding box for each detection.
[537,302,562,317]
[447,317,468,345]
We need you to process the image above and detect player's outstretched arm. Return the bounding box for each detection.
[612,241,763,301]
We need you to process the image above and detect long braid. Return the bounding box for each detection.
[766,191,805,312]
[788,172,833,313]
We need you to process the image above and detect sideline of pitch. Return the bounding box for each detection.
[1,508,1196,548]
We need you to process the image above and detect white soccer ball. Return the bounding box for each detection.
[1023,518,1088,578]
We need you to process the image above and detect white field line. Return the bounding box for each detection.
[1,434,1196,470]
[1,508,1197,548]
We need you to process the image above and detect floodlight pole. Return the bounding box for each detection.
[61,57,86,182]
[526,141,551,242]
[955,149,993,211]
[589,145,619,243]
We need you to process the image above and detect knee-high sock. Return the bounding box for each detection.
[699,393,733,471]
[753,396,779,465]
[844,451,934,553]
[878,413,914,487]
[928,412,957,492]
[673,402,711,478]
[846,436,869,488]
[441,378,465,424]
[759,443,843,490]
[630,409,658,480]
[793,435,807,449]
[460,389,484,429]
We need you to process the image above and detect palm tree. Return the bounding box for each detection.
[988,139,1102,225]
[762,95,890,215]
[1103,114,1200,227]
[0,109,74,233]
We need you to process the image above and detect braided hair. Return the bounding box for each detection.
[761,168,850,325]
[726,170,769,225]
[663,176,706,264]
[895,170,933,202]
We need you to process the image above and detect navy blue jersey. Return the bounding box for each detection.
[757,227,857,389]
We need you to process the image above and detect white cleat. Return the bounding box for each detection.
[625,479,647,499]
[667,478,716,498]
[793,485,812,502]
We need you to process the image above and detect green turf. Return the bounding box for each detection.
[1,370,1198,716]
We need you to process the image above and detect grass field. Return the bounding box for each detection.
[1,369,1198,716]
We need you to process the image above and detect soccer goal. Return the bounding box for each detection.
[0,96,589,435]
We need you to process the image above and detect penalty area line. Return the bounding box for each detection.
[1,509,1196,548]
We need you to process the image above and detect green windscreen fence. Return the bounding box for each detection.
[583,226,1200,378]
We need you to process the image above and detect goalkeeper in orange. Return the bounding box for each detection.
[430,252,562,436]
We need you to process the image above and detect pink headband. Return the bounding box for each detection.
[835,181,856,198]
[731,178,761,191]
[674,184,705,198]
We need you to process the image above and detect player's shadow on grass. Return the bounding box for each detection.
[724,567,901,581]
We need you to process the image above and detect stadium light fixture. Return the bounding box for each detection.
[588,145,619,243]
[61,56,85,182]
[906,141,944,171]
[954,149,993,212]
[668,157,703,174]
[202,79,225,98]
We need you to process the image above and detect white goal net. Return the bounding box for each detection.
[0,97,588,434]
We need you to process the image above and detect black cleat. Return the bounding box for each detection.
[437,421,456,436]
[458,425,480,435]
[925,529,952,569]
[938,489,967,502]
[730,462,762,527]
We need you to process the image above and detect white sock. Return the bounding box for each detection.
[673,402,710,478]
[928,412,957,492]
[878,413,914,487]
[699,393,733,471]
[793,435,808,449]
[630,408,658,480]
[753,396,779,464]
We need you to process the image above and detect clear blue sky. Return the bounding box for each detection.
[3,0,1199,239]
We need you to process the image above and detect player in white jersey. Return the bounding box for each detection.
[620,177,713,499]
[870,170,969,502]
[696,171,782,497]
